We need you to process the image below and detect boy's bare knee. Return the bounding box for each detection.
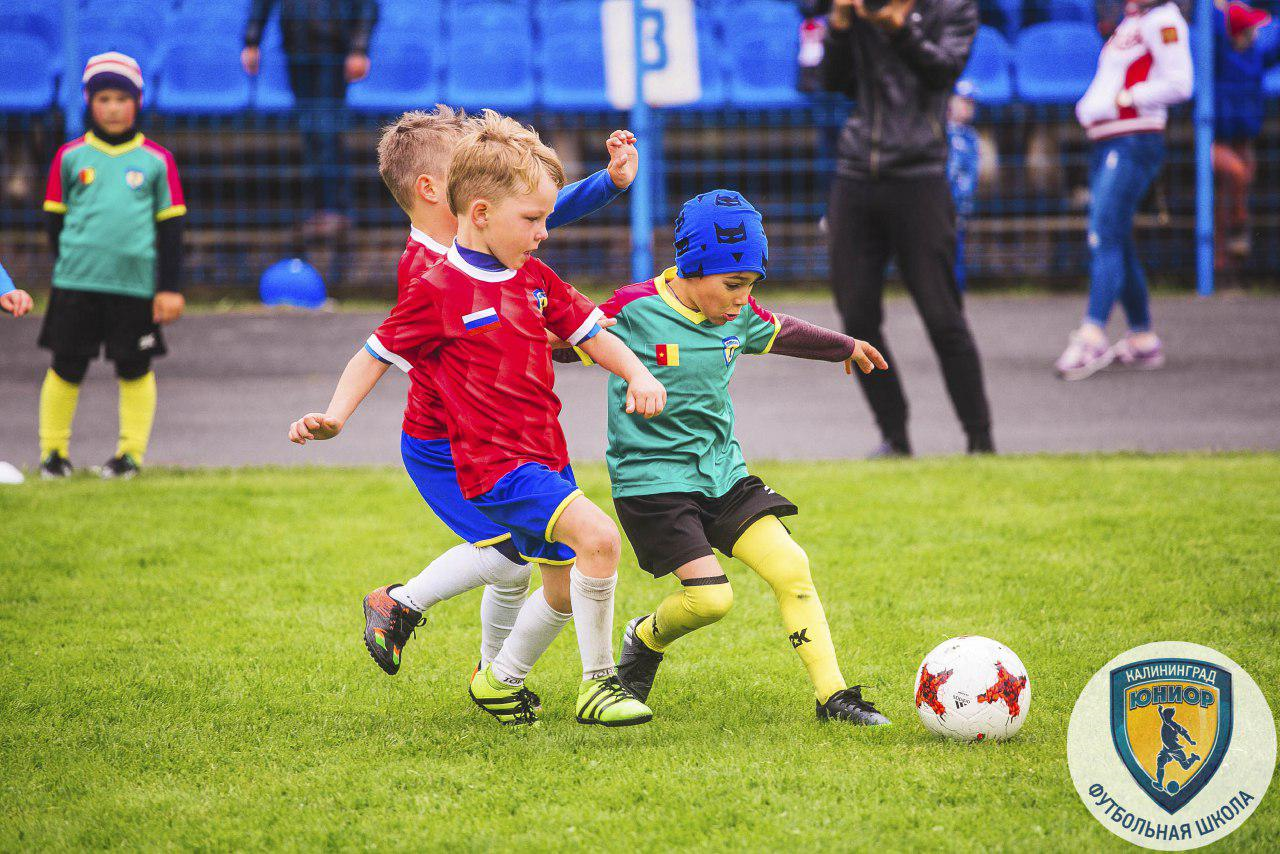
[576,520,621,564]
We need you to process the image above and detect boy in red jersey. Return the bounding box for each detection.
[291,113,661,727]
[292,107,636,714]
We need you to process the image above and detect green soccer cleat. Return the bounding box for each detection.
[576,674,653,727]
[469,665,539,727]
[472,659,542,713]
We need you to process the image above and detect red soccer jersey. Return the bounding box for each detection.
[396,227,450,440]
[369,244,603,498]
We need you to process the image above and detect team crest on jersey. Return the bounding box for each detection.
[125,170,145,189]
[1110,658,1233,814]
[79,167,95,186]
[531,288,548,313]
[721,335,741,365]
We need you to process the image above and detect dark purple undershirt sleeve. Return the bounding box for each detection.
[769,313,858,362]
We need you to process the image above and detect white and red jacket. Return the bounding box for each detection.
[1076,1,1193,141]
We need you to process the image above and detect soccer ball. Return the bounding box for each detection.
[914,636,1030,742]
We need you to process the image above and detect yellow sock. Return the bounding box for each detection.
[39,369,81,458]
[117,372,157,462]
[635,577,733,653]
[732,515,846,703]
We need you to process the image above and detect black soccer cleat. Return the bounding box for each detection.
[616,614,664,703]
[362,584,424,675]
[817,685,892,726]
[99,454,140,480]
[39,451,74,479]
[472,659,542,713]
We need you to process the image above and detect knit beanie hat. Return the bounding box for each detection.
[83,52,143,102]
[673,190,769,281]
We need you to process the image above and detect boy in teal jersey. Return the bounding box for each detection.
[558,191,892,725]
[37,52,186,480]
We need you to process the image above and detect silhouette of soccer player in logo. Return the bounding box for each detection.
[1153,705,1200,791]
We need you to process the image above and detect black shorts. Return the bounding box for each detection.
[38,287,166,362]
[614,475,798,578]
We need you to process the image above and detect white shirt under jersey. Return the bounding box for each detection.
[1075,1,1193,141]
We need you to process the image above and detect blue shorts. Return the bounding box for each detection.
[400,433,512,548]
[468,462,581,565]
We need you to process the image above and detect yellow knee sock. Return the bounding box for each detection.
[636,577,733,653]
[117,372,157,462]
[39,369,80,458]
[732,516,846,703]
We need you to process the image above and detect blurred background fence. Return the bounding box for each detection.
[1,0,1278,295]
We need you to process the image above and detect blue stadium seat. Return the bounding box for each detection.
[1046,0,1095,23]
[0,34,58,112]
[537,0,610,110]
[154,36,250,113]
[722,0,806,108]
[690,10,727,107]
[1265,66,1280,98]
[443,3,535,111]
[11,0,61,52]
[985,0,1022,39]
[1013,23,1101,104]
[348,29,442,113]
[251,17,295,111]
[960,26,1013,106]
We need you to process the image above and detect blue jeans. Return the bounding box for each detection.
[1085,134,1165,332]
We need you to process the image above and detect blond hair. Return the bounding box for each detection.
[447,110,566,216]
[376,105,470,213]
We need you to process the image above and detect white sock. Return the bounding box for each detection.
[490,587,571,686]
[570,567,617,681]
[391,543,527,614]
[479,579,530,667]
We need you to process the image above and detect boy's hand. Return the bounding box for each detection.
[153,291,185,324]
[844,340,888,375]
[606,130,639,190]
[289,413,344,444]
[625,371,666,419]
[0,289,33,318]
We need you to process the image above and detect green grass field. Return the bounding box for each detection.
[3,455,1278,851]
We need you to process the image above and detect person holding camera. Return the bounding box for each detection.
[820,0,994,457]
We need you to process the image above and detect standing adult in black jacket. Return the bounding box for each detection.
[822,0,994,456]
[242,0,379,232]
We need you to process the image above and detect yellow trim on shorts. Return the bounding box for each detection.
[544,488,584,542]
[520,554,577,566]
[471,532,513,548]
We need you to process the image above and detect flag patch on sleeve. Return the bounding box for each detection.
[1161,26,1178,44]
[655,343,680,366]
[463,307,500,334]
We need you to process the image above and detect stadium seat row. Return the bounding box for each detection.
[5,0,1280,114]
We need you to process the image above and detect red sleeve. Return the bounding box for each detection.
[43,143,72,213]
[540,264,603,346]
[366,278,444,372]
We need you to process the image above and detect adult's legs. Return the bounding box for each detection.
[1085,136,1161,330]
[827,176,909,452]
[1114,136,1165,333]
[886,175,993,449]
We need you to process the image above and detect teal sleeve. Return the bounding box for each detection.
[742,301,782,355]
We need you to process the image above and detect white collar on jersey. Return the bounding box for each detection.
[446,241,517,283]
[408,226,450,256]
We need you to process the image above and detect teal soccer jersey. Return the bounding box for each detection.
[589,267,780,498]
[43,132,186,299]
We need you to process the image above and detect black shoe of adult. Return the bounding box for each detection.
[616,615,664,703]
[866,441,911,460]
[966,432,996,455]
[816,686,892,726]
[39,451,74,479]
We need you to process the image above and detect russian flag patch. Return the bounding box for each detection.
[655,343,680,366]
[462,307,500,335]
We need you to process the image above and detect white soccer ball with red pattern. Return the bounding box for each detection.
[914,636,1030,742]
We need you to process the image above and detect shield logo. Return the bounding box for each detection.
[125,169,145,189]
[721,335,741,365]
[1109,658,1233,814]
[531,288,547,313]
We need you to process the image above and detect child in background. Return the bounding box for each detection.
[1,260,34,317]
[38,52,186,478]
[947,81,980,292]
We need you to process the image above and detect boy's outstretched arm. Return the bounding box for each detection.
[546,130,637,229]
[289,347,390,444]
[770,314,888,375]
[577,328,666,418]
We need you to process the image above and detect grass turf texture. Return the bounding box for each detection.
[3,455,1277,851]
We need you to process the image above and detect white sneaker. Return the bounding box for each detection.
[1055,331,1113,381]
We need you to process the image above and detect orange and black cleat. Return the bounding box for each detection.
[362,584,424,675]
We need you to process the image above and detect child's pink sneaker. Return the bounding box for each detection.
[1110,336,1166,371]
[1055,331,1113,381]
